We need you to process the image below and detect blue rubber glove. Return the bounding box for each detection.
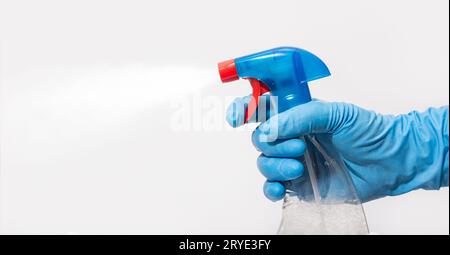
[227,97,449,202]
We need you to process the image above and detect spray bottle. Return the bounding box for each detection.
[217,47,369,234]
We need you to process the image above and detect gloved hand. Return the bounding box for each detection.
[227,96,449,202]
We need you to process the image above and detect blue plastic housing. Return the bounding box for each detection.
[234,47,330,112]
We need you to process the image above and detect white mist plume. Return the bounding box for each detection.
[3,65,217,120]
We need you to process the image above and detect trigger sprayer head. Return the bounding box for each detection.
[217,47,330,117]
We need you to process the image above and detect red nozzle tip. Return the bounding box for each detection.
[218,59,238,83]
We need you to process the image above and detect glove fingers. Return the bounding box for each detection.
[252,129,306,157]
[226,94,273,128]
[263,181,285,201]
[257,100,334,139]
[257,155,304,181]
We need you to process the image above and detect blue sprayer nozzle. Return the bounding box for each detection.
[218,47,330,122]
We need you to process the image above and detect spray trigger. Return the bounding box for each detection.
[245,78,270,123]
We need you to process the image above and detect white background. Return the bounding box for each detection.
[0,0,448,234]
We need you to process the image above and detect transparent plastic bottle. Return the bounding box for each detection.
[277,135,369,235]
[217,47,370,235]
